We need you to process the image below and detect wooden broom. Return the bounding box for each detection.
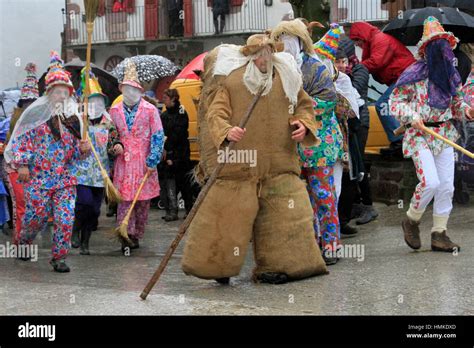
[83,0,99,139]
[113,171,150,245]
[83,0,121,203]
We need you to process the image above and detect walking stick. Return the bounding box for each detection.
[140,88,265,300]
[112,171,150,244]
[393,124,474,159]
[421,125,474,159]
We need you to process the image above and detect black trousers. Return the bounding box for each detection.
[160,167,194,214]
[355,125,373,206]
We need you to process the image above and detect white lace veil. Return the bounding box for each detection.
[4,95,83,163]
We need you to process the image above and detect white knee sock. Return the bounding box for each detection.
[431,214,449,233]
[407,205,425,222]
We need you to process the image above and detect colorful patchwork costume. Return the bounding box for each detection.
[389,17,474,252]
[5,51,85,272]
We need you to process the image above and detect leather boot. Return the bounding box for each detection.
[80,228,91,255]
[71,222,81,249]
[402,217,421,250]
[431,231,460,252]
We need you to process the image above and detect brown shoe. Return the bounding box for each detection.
[402,217,421,250]
[431,231,460,252]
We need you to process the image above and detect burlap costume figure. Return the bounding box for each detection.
[182,35,328,284]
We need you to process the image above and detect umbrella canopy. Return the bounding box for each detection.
[434,0,474,12]
[38,58,120,104]
[112,55,179,84]
[383,7,474,45]
[176,52,208,80]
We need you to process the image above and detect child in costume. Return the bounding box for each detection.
[389,17,474,252]
[110,61,164,253]
[5,51,90,272]
[71,69,121,255]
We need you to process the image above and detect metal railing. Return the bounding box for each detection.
[64,1,268,46]
[332,0,405,23]
[193,0,268,36]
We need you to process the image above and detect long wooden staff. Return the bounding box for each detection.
[83,0,100,139]
[82,1,122,202]
[140,88,265,300]
[393,124,474,159]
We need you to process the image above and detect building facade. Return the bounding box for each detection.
[63,0,294,73]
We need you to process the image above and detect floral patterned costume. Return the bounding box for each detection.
[110,99,164,240]
[10,117,82,260]
[73,115,121,237]
[298,54,343,252]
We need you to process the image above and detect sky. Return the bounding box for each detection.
[0,0,65,90]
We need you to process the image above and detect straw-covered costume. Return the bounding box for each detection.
[182,34,328,285]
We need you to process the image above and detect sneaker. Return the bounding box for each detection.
[356,205,379,225]
[431,231,460,252]
[50,259,70,273]
[402,217,421,250]
[351,203,364,219]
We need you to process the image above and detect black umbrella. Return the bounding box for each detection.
[38,58,121,104]
[383,7,474,45]
[433,0,474,12]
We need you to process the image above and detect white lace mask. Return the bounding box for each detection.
[122,85,143,106]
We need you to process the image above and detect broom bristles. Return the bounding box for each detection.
[101,170,122,203]
[84,0,100,23]
[107,225,132,245]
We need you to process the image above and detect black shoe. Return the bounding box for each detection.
[164,214,179,222]
[17,254,31,261]
[17,243,31,261]
[321,248,339,265]
[341,224,358,235]
[50,259,70,273]
[215,277,230,285]
[71,225,80,249]
[80,229,91,255]
[130,237,140,250]
[257,272,289,285]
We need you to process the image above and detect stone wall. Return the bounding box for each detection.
[367,155,418,205]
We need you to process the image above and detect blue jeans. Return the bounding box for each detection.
[375,83,402,143]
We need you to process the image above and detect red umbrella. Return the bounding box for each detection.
[176,52,208,80]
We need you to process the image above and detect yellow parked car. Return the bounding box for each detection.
[112,80,391,160]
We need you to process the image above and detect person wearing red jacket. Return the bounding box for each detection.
[350,21,416,156]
